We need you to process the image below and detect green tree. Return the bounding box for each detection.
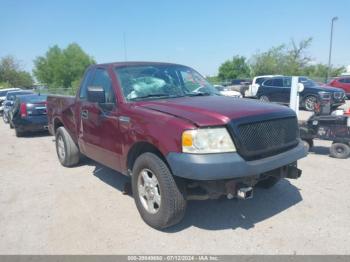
[33,43,95,90]
[0,56,33,87]
[250,45,285,76]
[250,38,313,76]
[218,56,250,80]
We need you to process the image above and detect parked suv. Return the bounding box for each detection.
[10,94,48,137]
[328,76,350,98]
[257,76,346,111]
[47,62,307,229]
[245,75,282,98]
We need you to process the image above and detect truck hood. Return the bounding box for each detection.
[137,96,295,126]
[307,85,343,93]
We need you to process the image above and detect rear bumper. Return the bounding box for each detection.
[166,141,307,180]
[13,116,48,132]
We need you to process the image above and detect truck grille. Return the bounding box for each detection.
[232,117,299,160]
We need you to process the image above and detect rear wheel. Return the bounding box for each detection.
[259,95,270,102]
[15,128,25,137]
[304,95,318,111]
[330,143,350,159]
[55,126,80,167]
[132,152,187,229]
[2,114,8,124]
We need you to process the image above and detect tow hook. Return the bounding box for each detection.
[236,187,253,200]
[286,166,302,179]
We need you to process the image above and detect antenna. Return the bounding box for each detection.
[123,32,128,61]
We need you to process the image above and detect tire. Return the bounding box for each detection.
[330,143,350,159]
[304,95,318,111]
[256,176,281,189]
[55,126,80,167]
[132,152,187,229]
[9,122,14,129]
[15,128,25,137]
[2,114,8,124]
[259,95,270,102]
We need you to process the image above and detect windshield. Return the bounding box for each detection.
[6,91,33,101]
[114,64,218,101]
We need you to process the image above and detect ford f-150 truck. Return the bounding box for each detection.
[47,62,307,229]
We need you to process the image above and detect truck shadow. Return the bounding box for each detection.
[89,160,302,232]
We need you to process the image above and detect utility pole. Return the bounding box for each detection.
[327,16,338,82]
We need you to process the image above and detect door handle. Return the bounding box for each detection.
[81,110,89,119]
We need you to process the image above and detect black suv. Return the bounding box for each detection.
[256,76,346,111]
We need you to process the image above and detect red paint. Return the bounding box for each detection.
[328,77,350,94]
[47,62,295,175]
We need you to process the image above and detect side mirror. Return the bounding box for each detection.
[87,86,105,104]
[297,83,305,93]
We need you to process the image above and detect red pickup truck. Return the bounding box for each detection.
[47,62,307,229]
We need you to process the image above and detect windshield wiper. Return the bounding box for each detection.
[186,92,212,97]
[129,93,173,101]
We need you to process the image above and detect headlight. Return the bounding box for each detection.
[182,127,236,153]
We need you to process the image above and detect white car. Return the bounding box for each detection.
[244,75,282,98]
[0,88,21,115]
[214,85,242,98]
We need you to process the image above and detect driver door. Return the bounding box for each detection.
[78,67,122,171]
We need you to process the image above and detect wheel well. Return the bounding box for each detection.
[127,142,169,173]
[53,118,64,134]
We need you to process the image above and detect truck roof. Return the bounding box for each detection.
[92,61,186,68]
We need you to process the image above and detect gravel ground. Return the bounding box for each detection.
[0,102,350,255]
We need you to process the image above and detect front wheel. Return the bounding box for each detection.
[55,126,80,167]
[132,153,187,229]
[330,143,350,159]
[304,95,318,111]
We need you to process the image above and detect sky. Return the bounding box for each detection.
[0,0,349,76]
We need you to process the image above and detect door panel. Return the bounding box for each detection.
[80,102,121,170]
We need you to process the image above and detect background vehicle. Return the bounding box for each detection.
[3,90,33,127]
[213,85,242,98]
[0,88,21,115]
[257,76,346,111]
[10,94,48,137]
[244,75,282,98]
[328,76,350,98]
[47,62,306,229]
[226,79,251,97]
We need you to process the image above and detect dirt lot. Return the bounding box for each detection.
[1,104,350,254]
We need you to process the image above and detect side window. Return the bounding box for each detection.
[339,78,346,83]
[264,79,273,86]
[90,68,115,104]
[256,78,266,85]
[79,68,94,99]
[283,77,292,88]
[346,78,350,83]
[271,78,283,87]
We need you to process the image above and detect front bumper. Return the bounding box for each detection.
[166,141,307,180]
